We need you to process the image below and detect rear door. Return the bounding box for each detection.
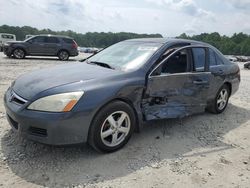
[142,46,211,120]
[43,37,61,55]
[207,48,227,100]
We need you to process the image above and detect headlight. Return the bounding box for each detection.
[28,91,84,112]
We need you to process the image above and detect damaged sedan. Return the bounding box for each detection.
[4,38,240,152]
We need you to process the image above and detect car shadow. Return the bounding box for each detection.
[1,103,249,187]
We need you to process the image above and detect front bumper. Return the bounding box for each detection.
[4,88,92,145]
[3,46,13,56]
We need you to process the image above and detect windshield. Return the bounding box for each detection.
[24,36,36,42]
[87,41,162,71]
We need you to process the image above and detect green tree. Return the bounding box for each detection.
[177,32,250,55]
[0,25,163,47]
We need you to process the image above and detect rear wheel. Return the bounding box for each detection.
[208,84,230,114]
[58,50,69,61]
[13,48,25,59]
[88,101,135,153]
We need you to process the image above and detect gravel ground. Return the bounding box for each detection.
[0,53,249,188]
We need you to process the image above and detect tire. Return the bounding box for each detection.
[58,50,69,61]
[13,48,25,59]
[88,101,136,153]
[207,84,230,114]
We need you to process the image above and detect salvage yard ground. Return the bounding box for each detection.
[0,53,250,188]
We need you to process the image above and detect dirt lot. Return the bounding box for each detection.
[0,52,249,188]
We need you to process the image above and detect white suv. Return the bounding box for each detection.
[0,33,16,51]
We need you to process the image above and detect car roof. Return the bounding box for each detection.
[125,38,210,46]
[0,33,16,36]
[37,34,73,39]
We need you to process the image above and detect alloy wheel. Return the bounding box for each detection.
[13,49,25,59]
[217,89,228,110]
[100,111,131,147]
[59,51,69,60]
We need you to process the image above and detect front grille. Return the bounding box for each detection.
[10,91,28,105]
[7,114,18,130]
[29,127,47,137]
[12,96,26,105]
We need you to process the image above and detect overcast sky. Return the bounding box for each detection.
[0,0,250,37]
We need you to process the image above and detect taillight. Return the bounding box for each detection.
[72,40,78,49]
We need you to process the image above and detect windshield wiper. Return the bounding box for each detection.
[87,61,115,69]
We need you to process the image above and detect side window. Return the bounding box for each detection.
[62,38,73,44]
[192,48,206,72]
[46,37,59,43]
[160,49,188,74]
[215,53,224,65]
[32,36,46,43]
[209,48,217,67]
[2,35,14,39]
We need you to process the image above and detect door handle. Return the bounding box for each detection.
[193,80,208,85]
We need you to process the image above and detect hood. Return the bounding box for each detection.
[13,62,121,100]
[6,41,25,44]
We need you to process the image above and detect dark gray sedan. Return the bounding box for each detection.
[4,38,240,152]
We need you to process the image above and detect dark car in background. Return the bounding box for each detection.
[4,38,240,152]
[3,34,79,60]
[244,62,250,69]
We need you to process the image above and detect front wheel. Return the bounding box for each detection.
[58,50,69,61]
[88,101,136,153]
[208,85,230,114]
[13,48,25,59]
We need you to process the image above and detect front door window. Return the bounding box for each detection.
[161,49,189,74]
